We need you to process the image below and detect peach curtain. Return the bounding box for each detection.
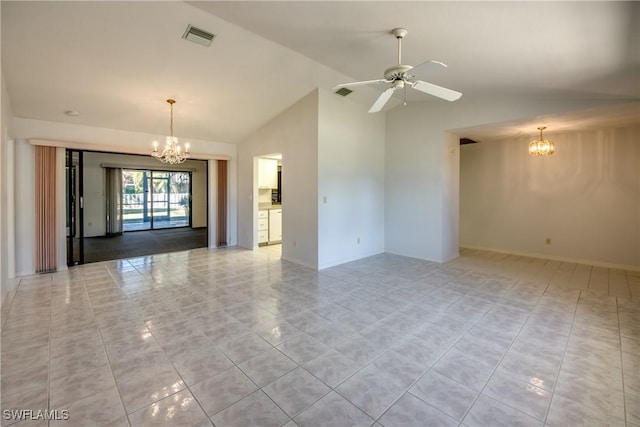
[35,145,57,273]
[216,160,228,247]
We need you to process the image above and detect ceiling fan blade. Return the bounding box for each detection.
[332,79,388,90]
[412,80,462,102]
[409,59,447,79]
[369,86,398,113]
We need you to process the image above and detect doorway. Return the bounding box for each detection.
[66,150,209,265]
[255,153,282,249]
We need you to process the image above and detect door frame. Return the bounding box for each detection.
[65,149,84,266]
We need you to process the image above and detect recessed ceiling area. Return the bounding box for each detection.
[454,102,640,143]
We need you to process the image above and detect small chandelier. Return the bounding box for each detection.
[529,126,555,156]
[152,99,190,164]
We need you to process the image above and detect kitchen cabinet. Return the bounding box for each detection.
[258,158,278,189]
[268,208,282,243]
[258,210,269,244]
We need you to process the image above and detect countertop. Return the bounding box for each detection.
[259,203,282,210]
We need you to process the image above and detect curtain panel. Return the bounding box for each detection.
[35,145,57,273]
[216,160,228,247]
[105,167,123,236]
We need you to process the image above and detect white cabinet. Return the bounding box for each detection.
[258,158,278,189]
[268,209,282,243]
[258,210,269,244]
[258,207,282,246]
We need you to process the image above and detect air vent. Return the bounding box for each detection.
[460,138,479,145]
[182,25,215,47]
[335,88,353,97]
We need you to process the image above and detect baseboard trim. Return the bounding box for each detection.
[280,255,317,270]
[460,245,640,272]
[383,249,457,264]
[318,249,385,270]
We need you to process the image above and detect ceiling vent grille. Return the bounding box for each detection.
[335,88,353,97]
[183,25,215,47]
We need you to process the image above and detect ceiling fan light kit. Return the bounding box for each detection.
[333,28,462,113]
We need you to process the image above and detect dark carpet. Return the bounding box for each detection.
[83,227,208,263]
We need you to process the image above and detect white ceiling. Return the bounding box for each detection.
[2,1,639,144]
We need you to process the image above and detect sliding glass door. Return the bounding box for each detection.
[122,169,191,232]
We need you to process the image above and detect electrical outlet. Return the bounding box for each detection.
[545,238,551,245]
[323,196,327,204]
[293,240,297,248]
[357,237,360,244]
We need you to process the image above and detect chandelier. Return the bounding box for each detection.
[152,99,190,164]
[529,126,555,156]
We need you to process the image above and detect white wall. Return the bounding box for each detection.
[11,118,237,275]
[442,131,460,262]
[237,90,319,268]
[317,89,385,269]
[14,139,34,276]
[82,152,208,237]
[385,104,458,262]
[1,71,17,310]
[385,95,632,263]
[460,126,640,269]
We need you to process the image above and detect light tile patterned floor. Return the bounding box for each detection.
[1,246,639,426]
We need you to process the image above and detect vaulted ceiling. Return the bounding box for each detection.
[2,1,638,144]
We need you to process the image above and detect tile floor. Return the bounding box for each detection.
[1,246,639,426]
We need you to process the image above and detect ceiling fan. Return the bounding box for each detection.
[333,28,462,113]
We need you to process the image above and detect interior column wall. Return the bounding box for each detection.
[14,139,35,276]
[317,89,386,269]
[385,106,448,261]
[1,71,16,310]
[237,90,319,268]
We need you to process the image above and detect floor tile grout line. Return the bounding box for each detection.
[440,279,544,425]
[0,276,23,335]
[616,296,628,425]
[89,266,136,427]
[232,352,296,425]
[47,274,52,425]
[116,277,216,426]
[539,285,581,426]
